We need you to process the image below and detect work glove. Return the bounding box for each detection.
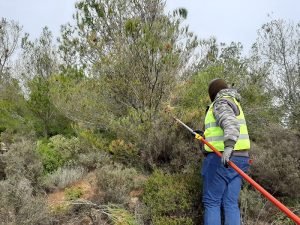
[221,147,233,167]
[193,130,205,155]
[192,130,204,137]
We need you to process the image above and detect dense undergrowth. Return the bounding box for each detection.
[0,0,299,224]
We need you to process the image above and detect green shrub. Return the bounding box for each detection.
[76,126,115,152]
[109,139,139,166]
[142,170,201,224]
[36,134,93,174]
[65,187,84,200]
[110,109,201,171]
[107,205,138,225]
[48,134,86,165]
[36,138,65,174]
[95,164,138,204]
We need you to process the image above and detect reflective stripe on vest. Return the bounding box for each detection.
[204,96,250,152]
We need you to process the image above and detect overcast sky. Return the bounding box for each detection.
[0,0,299,54]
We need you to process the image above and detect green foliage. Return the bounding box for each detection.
[50,74,113,128]
[173,8,188,19]
[240,83,280,139]
[36,134,90,174]
[47,135,86,165]
[20,27,73,137]
[109,109,200,171]
[109,139,139,166]
[76,126,115,152]
[36,138,65,174]
[28,76,73,137]
[0,79,33,134]
[107,205,138,225]
[65,187,84,200]
[58,0,199,131]
[142,170,201,224]
[172,67,220,128]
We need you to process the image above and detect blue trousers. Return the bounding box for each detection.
[201,153,250,225]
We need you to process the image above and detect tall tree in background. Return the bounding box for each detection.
[20,27,71,137]
[255,19,300,129]
[0,18,22,79]
[177,38,279,138]
[57,0,198,125]
[0,18,30,134]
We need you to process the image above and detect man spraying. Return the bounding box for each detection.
[201,78,250,225]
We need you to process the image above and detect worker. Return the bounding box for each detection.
[201,78,250,225]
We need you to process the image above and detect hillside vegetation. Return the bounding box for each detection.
[0,0,299,224]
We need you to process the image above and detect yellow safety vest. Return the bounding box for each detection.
[204,96,250,152]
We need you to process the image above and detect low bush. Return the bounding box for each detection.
[3,138,43,187]
[0,178,51,225]
[107,205,138,225]
[95,163,139,204]
[250,125,300,198]
[36,138,65,174]
[42,166,86,191]
[240,184,270,224]
[65,186,84,200]
[77,151,112,170]
[142,170,201,225]
[240,184,297,225]
[75,126,116,152]
[110,110,201,171]
[109,139,139,166]
[36,134,95,174]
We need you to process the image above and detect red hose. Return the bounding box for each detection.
[197,134,300,224]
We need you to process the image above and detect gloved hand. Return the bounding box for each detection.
[193,130,204,137]
[221,147,233,167]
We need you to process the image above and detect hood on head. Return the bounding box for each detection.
[214,89,241,102]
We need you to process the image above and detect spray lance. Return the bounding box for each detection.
[165,108,300,224]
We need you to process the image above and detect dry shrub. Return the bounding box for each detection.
[250,124,300,198]
[77,151,111,170]
[240,184,271,224]
[0,178,51,225]
[140,114,200,171]
[95,163,139,204]
[3,138,43,187]
[42,166,86,191]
